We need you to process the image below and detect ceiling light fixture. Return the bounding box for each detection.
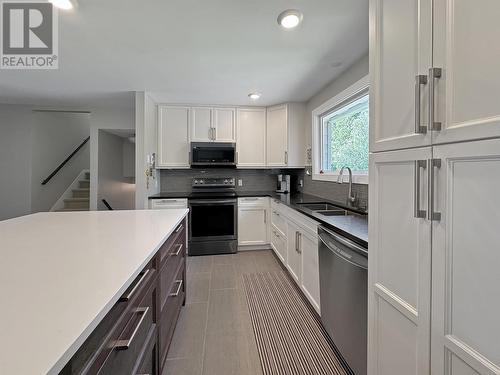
[277,9,303,29]
[49,0,76,10]
[248,93,261,100]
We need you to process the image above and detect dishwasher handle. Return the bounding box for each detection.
[318,228,368,270]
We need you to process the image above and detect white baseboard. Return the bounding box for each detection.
[238,244,272,252]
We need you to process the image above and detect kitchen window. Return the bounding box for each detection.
[312,75,369,184]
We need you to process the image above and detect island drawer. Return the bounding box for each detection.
[96,283,157,375]
[159,219,186,265]
[159,263,185,369]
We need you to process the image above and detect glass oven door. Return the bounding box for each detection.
[189,199,237,241]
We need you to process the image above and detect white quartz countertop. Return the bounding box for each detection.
[0,209,188,375]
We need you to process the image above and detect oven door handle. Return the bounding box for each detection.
[189,199,237,205]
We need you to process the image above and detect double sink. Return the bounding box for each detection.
[296,202,355,217]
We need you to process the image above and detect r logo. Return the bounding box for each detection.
[2,2,53,54]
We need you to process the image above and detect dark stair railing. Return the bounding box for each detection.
[102,199,113,210]
[41,136,90,185]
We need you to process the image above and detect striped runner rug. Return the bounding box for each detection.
[242,271,351,375]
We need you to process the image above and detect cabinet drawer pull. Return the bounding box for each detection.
[170,280,183,297]
[244,197,259,201]
[173,244,183,256]
[120,269,150,302]
[414,74,428,134]
[175,224,183,233]
[114,307,149,350]
[413,160,427,218]
[428,67,442,131]
[427,158,441,221]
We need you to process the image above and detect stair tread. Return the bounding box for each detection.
[56,208,89,212]
[64,198,89,202]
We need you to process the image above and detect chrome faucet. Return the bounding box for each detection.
[337,166,356,204]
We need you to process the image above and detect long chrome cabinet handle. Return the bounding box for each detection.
[415,75,428,134]
[297,232,302,254]
[285,151,288,165]
[120,269,150,302]
[295,231,299,252]
[263,210,267,224]
[427,158,442,221]
[428,68,442,131]
[414,160,427,218]
[115,307,149,350]
[173,243,183,256]
[170,280,183,297]
[175,224,183,233]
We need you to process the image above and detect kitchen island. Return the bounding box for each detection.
[0,209,188,375]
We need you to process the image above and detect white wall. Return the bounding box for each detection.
[305,54,369,149]
[97,130,135,210]
[135,92,160,209]
[0,105,92,220]
[0,104,33,220]
[89,106,135,210]
[31,112,90,213]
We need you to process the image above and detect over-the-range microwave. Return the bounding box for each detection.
[190,142,236,168]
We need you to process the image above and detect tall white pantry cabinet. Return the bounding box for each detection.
[368,1,500,375]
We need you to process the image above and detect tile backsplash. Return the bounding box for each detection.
[159,168,304,193]
[159,168,368,210]
[302,173,368,211]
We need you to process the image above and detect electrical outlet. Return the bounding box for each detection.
[238,179,243,187]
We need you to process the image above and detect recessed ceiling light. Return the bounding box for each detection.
[49,0,76,10]
[277,9,303,29]
[248,93,261,100]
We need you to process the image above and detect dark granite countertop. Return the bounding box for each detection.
[149,191,368,248]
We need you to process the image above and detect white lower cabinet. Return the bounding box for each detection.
[238,197,321,313]
[271,225,287,264]
[238,197,269,246]
[369,139,500,375]
[149,198,188,209]
[300,230,320,313]
[368,147,432,375]
[286,221,302,284]
[431,139,500,375]
[271,199,321,314]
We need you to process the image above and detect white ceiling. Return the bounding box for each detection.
[0,0,368,108]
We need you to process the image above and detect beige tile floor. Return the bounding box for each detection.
[163,250,281,375]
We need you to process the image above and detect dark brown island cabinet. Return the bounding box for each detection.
[60,218,187,375]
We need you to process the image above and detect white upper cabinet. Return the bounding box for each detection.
[369,0,433,152]
[157,105,190,168]
[190,107,236,142]
[236,108,266,167]
[266,103,306,167]
[213,108,236,142]
[368,147,432,375]
[431,139,500,375]
[432,0,500,145]
[267,104,288,166]
[190,107,212,142]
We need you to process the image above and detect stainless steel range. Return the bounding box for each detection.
[188,177,238,256]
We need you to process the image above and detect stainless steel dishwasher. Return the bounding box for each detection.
[318,226,367,375]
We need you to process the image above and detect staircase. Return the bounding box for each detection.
[55,171,90,212]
